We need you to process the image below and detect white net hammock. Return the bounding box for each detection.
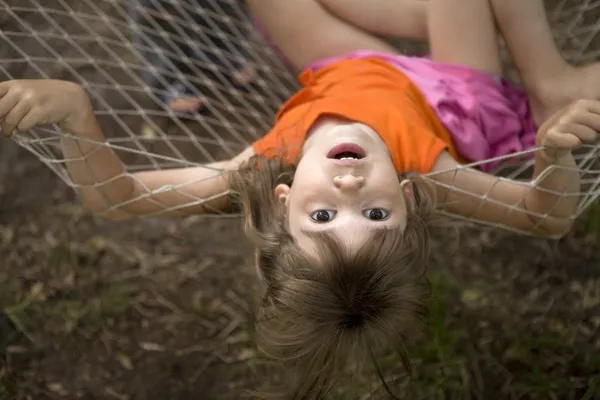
[2,0,600,236]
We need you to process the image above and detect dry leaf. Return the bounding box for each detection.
[116,353,134,370]
[139,342,165,352]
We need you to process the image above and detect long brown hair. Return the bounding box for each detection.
[229,155,438,399]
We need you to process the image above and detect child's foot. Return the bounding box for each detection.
[160,81,204,115]
[167,95,203,114]
[162,64,255,114]
[529,63,600,125]
[232,63,256,86]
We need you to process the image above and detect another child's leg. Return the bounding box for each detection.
[490,0,600,124]
[200,0,256,86]
[128,0,203,113]
[317,0,429,42]
[128,0,171,90]
[427,0,502,77]
[246,0,397,73]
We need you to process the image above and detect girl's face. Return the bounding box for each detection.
[274,118,411,253]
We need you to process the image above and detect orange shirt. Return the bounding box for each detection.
[252,57,464,174]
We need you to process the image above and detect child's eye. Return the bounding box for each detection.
[363,208,390,220]
[311,210,336,222]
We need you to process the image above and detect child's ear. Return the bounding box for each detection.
[400,179,417,210]
[274,184,291,206]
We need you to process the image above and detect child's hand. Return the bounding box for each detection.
[536,99,600,161]
[0,79,91,137]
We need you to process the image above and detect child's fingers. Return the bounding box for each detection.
[2,101,32,137]
[578,99,600,116]
[0,91,21,125]
[568,107,600,133]
[582,113,600,133]
[0,83,10,98]
[566,122,598,143]
[16,108,45,132]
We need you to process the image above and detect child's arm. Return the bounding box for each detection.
[429,100,600,237]
[0,79,254,220]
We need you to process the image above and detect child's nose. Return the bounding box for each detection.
[333,174,365,191]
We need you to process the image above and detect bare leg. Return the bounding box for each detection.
[318,0,429,42]
[427,0,502,77]
[246,0,397,72]
[490,0,600,124]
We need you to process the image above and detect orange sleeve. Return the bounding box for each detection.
[252,127,281,159]
[405,127,449,174]
[252,125,301,165]
[251,79,324,164]
[251,106,318,165]
[251,69,311,162]
[380,83,464,174]
[380,113,449,174]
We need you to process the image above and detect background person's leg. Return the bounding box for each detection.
[128,0,203,113]
[128,0,176,90]
[189,0,256,86]
[131,0,257,114]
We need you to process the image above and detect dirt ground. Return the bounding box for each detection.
[1,1,600,400]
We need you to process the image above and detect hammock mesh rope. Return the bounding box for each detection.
[2,0,600,235]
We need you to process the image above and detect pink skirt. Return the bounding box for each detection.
[253,20,537,172]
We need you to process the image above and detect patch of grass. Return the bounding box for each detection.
[583,200,600,239]
[0,281,18,314]
[394,269,471,399]
[51,283,139,332]
[6,281,139,335]
[416,270,463,361]
[501,332,600,399]
[4,237,140,335]
[46,238,112,279]
[582,373,600,400]
[509,370,573,400]
[503,332,571,367]
[0,378,18,400]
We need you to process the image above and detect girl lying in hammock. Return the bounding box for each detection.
[2,0,600,397]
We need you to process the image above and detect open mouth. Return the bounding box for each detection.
[326,143,366,161]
